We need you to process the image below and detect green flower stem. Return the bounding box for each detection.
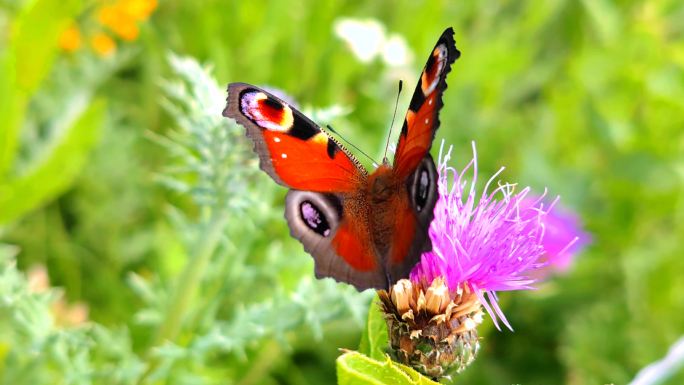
[236,340,282,385]
[139,211,228,383]
[154,212,228,344]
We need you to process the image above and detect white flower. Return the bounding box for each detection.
[334,18,413,67]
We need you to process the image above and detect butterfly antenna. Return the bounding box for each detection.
[383,80,403,163]
[326,124,379,167]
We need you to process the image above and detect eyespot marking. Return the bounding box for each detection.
[421,43,448,95]
[408,157,437,215]
[240,91,294,132]
[300,200,331,237]
[416,169,429,211]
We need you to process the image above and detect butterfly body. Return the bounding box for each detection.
[224,28,459,291]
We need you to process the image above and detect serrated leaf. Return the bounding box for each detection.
[336,351,439,385]
[359,294,389,361]
[0,99,106,225]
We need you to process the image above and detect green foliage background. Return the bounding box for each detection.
[1,0,683,384]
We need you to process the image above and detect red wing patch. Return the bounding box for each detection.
[331,219,376,272]
[389,201,417,264]
[393,28,460,178]
[224,83,367,193]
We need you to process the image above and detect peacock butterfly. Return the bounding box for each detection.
[223,27,460,291]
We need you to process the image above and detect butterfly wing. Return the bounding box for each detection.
[386,154,439,283]
[385,28,460,283]
[285,190,388,290]
[224,83,367,192]
[223,83,386,290]
[393,27,460,178]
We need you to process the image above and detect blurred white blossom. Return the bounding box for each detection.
[334,18,413,67]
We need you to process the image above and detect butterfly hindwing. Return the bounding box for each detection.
[393,27,460,178]
[223,83,366,193]
[285,190,387,290]
[387,153,439,282]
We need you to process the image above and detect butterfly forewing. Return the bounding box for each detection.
[382,28,459,284]
[223,83,366,192]
[393,28,460,178]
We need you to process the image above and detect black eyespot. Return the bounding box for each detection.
[406,155,437,224]
[299,200,331,237]
[415,169,430,212]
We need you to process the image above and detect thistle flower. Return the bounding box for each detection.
[521,196,591,273]
[380,141,584,378]
[379,277,483,378]
[408,141,552,329]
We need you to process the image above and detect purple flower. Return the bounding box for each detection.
[521,197,591,273]
[410,141,581,330]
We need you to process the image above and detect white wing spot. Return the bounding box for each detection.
[424,118,429,124]
[428,99,433,105]
[274,137,281,143]
[281,153,288,159]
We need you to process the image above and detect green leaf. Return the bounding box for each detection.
[0,99,106,225]
[580,0,620,44]
[337,351,439,385]
[12,0,82,94]
[358,295,389,361]
[0,51,25,179]
[0,0,83,178]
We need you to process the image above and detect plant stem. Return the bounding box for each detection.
[154,211,227,344]
[236,341,282,385]
[139,211,227,383]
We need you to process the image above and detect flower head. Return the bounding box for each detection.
[334,18,413,67]
[380,143,590,379]
[410,141,565,329]
[58,0,158,54]
[58,25,82,52]
[521,196,591,273]
[91,33,117,57]
[379,277,483,378]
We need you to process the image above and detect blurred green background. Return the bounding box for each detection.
[1,0,683,384]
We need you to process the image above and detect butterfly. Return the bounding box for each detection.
[223,27,460,291]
